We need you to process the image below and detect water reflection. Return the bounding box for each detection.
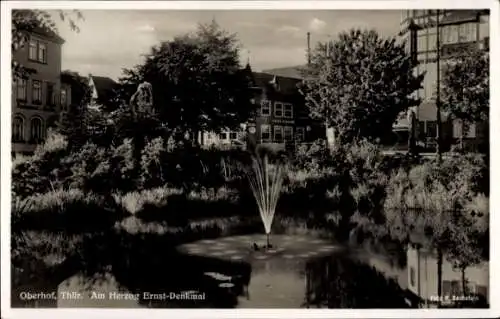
[12,234,411,308]
[304,253,409,308]
[234,250,409,308]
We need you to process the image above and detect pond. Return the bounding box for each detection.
[19,233,410,308]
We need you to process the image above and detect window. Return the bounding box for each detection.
[428,34,437,51]
[441,25,458,45]
[230,132,237,140]
[16,78,27,101]
[274,125,283,142]
[219,132,228,140]
[32,80,42,104]
[484,36,490,51]
[12,115,24,142]
[284,103,293,118]
[284,126,293,141]
[296,127,305,142]
[417,35,427,52]
[462,23,477,43]
[261,124,271,142]
[61,88,67,108]
[426,121,437,137]
[274,102,284,117]
[28,39,47,63]
[450,25,459,43]
[261,100,271,116]
[30,117,44,142]
[38,43,47,63]
[46,83,55,106]
[29,41,37,60]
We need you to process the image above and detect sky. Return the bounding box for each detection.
[53,10,403,81]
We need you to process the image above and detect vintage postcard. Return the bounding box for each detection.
[1,0,498,318]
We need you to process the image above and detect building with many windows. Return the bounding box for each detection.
[12,27,71,154]
[398,9,489,151]
[198,64,324,151]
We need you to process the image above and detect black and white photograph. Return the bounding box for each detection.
[1,1,497,318]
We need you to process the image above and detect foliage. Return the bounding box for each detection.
[139,137,168,189]
[61,139,136,194]
[441,48,489,125]
[114,187,183,216]
[300,29,424,144]
[383,156,489,285]
[12,131,69,197]
[114,186,241,226]
[56,71,94,150]
[118,20,254,144]
[12,130,137,197]
[12,189,121,233]
[293,139,331,172]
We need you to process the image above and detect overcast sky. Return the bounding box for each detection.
[53,10,403,80]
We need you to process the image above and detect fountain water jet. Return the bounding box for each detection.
[247,155,286,249]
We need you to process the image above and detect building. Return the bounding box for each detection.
[406,246,489,307]
[398,9,490,152]
[199,64,324,151]
[12,27,71,154]
[88,74,119,106]
[262,65,305,80]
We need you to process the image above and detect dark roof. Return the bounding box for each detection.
[262,65,306,79]
[252,72,302,95]
[441,10,482,24]
[31,26,65,44]
[91,75,118,99]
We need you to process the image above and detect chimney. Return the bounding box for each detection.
[307,32,311,65]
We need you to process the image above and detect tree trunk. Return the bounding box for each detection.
[437,248,443,307]
[266,233,270,248]
[461,267,467,296]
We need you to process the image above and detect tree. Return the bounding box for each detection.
[118,20,254,145]
[300,29,424,145]
[56,71,94,150]
[12,10,83,78]
[441,48,489,150]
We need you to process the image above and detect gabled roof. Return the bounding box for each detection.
[252,72,302,95]
[262,65,306,80]
[90,75,118,99]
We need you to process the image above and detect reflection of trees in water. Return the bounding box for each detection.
[110,232,252,308]
[304,254,409,308]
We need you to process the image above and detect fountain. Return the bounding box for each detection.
[246,155,285,249]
